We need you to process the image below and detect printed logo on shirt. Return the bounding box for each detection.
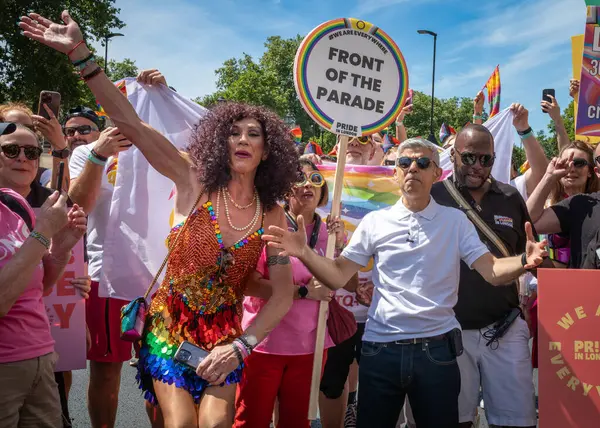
[494,215,513,228]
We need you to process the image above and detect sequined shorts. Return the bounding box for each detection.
[136,312,243,405]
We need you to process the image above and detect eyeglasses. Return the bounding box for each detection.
[595,156,600,166]
[296,171,325,188]
[395,156,434,170]
[572,158,592,168]
[63,125,97,137]
[455,149,495,168]
[1,144,43,160]
[383,159,396,166]
[350,136,371,145]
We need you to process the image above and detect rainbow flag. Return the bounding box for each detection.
[96,80,128,118]
[290,127,302,144]
[483,66,501,118]
[519,160,530,175]
[315,164,400,234]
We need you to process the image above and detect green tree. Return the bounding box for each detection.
[0,0,124,111]
[75,58,138,110]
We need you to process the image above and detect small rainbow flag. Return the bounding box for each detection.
[519,160,530,175]
[304,140,323,155]
[290,127,302,144]
[483,65,501,118]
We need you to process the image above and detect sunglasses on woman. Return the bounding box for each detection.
[572,158,592,168]
[455,149,495,168]
[1,144,43,160]
[63,125,97,137]
[395,156,434,170]
[296,171,325,188]
[383,159,396,166]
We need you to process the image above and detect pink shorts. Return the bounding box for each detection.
[86,281,132,363]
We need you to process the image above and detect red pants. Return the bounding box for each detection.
[234,351,327,428]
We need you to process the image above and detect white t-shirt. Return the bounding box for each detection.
[341,198,489,342]
[510,174,528,201]
[69,142,115,282]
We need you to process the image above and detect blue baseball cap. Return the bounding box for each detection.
[0,122,16,136]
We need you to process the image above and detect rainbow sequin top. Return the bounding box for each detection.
[137,201,264,404]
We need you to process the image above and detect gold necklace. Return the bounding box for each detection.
[225,187,256,210]
[218,188,261,232]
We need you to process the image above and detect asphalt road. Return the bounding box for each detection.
[68,362,538,427]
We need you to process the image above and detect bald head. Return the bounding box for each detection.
[455,124,494,152]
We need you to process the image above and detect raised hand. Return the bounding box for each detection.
[35,191,69,238]
[19,11,83,55]
[524,222,548,269]
[32,104,66,149]
[94,127,133,158]
[137,69,167,86]
[546,152,574,180]
[262,214,309,258]
[51,204,87,254]
[569,79,580,99]
[541,95,560,121]
[510,103,530,133]
[395,104,412,124]
[473,91,484,115]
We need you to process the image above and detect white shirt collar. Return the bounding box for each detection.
[393,196,439,221]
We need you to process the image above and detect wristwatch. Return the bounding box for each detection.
[52,148,70,159]
[298,285,309,299]
[240,333,258,351]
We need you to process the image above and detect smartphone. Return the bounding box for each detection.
[38,91,61,120]
[542,89,555,104]
[174,341,210,370]
[55,162,65,191]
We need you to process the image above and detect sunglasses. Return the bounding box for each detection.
[383,159,396,166]
[572,158,591,168]
[455,149,495,168]
[395,156,433,170]
[350,136,371,145]
[296,171,325,188]
[1,144,43,160]
[63,125,97,137]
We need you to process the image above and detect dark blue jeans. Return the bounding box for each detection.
[357,338,460,428]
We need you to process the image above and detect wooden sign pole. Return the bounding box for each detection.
[308,135,349,420]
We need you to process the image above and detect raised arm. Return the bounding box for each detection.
[262,214,362,289]
[473,91,484,125]
[511,103,548,196]
[33,104,70,191]
[472,222,547,286]
[19,11,191,189]
[526,155,572,234]
[395,105,411,143]
[542,95,570,152]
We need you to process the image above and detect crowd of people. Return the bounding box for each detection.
[1,9,599,428]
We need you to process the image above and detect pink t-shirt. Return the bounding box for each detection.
[243,221,334,355]
[0,189,54,363]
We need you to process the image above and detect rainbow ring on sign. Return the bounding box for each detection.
[294,18,408,136]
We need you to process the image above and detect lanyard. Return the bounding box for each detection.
[284,209,321,249]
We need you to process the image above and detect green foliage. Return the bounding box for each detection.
[0,0,124,112]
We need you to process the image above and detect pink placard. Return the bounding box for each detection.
[34,216,87,372]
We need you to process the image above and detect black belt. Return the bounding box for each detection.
[393,334,447,345]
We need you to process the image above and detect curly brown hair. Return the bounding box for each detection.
[186,102,300,209]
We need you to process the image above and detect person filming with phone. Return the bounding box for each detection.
[263,137,548,428]
[0,122,87,428]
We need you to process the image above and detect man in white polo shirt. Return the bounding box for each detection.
[263,137,547,428]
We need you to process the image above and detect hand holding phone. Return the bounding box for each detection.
[37,91,61,121]
[174,341,210,370]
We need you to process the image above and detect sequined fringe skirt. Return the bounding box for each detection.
[136,293,244,405]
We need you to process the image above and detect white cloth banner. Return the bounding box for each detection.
[439,107,514,183]
[100,79,207,300]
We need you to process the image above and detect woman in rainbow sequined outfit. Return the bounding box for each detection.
[527,140,599,368]
[16,12,300,422]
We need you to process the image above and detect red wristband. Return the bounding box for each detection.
[67,41,85,58]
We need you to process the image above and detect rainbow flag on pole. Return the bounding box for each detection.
[483,65,501,118]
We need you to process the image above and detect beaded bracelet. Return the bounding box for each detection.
[75,56,95,72]
[234,338,251,360]
[88,152,107,166]
[30,231,50,249]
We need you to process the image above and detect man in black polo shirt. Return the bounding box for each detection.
[431,124,537,428]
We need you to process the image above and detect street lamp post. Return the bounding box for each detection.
[103,32,124,78]
[417,29,438,145]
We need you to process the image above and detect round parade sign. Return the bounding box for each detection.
[294,18,409,137]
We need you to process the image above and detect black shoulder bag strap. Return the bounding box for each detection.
[284,209,321,249]
[0,191,34,231]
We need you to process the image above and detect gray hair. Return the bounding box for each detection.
[397,137,440,166]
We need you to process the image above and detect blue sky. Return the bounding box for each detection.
[93,0,586,134]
